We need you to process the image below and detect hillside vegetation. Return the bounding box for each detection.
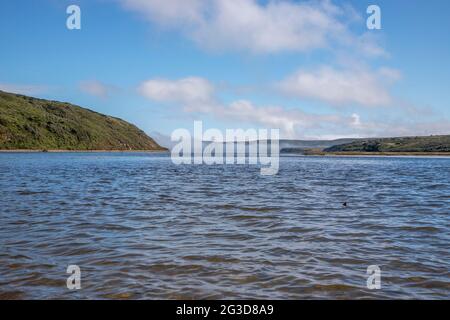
[0,90,166,151]
[325,135,450,153]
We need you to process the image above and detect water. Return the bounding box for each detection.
[0,152,449,299]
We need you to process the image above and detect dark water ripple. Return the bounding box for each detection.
[0,153,449,299]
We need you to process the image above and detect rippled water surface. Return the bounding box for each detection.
[0,152,449,299]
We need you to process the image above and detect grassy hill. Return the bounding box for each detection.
[324,135,450,153]
[0,90,166,151]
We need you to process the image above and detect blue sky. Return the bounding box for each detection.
[1,0,449,141]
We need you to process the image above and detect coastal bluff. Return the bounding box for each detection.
[0,90,166,151]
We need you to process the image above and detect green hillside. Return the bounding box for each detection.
[0,90,166,151]
[325,135,450,153]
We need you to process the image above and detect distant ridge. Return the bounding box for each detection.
[279,138,359,153]
[0,90,166,151]
[324,135,450,153]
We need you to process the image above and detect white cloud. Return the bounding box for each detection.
[351,113,362,127]
[220,100,353,138]
[120,0,383,55]
[138,77,214,106]
[278,66,400,107]
[121,0,205,27]
[0,83,48,95]
[191,0,343,53]
[138,76,345,137]
[353,32,388,58]
[79,80,114,98]
[137,76,449,139]
[336,116,450,139]
[378,67,402,83]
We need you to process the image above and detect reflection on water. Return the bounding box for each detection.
[0,152,449,299]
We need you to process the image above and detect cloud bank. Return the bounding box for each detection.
[138,76,449,139]
[120,0,383,55]
[278,66,401,107]
[119,1,448,139]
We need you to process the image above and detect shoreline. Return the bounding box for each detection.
[2,149,450,157]
[0,149,169,153]
[302,151,450,157]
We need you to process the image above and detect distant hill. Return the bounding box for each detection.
[0,90,166,151]
[279,138,359,153]
[324,135,450,153]
[150,135,360,152]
